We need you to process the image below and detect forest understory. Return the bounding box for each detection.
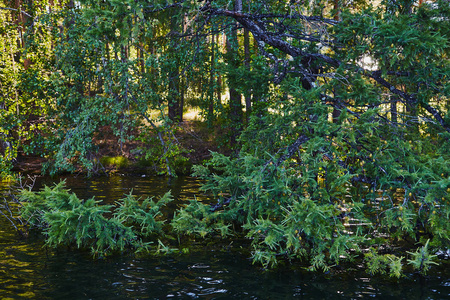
[11,120,224,176]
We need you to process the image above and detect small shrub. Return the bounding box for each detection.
[364,248,404,278]
[407,240,438,275]
[18,181,172,257]
[100,156,129,169]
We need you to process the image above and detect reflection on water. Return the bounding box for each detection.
[31,175,211,203]
[0,175,449,299]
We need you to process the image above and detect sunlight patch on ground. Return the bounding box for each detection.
[183,108,204,121]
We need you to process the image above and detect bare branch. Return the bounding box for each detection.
[0,6,33,18]
[203,7,449,133]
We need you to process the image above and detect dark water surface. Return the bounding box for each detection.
[1,175,449,299]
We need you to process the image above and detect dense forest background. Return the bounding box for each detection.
[1,0,449,274]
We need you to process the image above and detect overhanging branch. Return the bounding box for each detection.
[204,6,449,134]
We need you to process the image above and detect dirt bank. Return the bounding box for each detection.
[12,121,225,176]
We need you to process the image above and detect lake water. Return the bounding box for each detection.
[1,175,449,299]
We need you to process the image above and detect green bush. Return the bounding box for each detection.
[99,156,129,169]
[18,181,173,257]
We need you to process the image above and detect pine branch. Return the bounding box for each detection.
[205,7,450,134]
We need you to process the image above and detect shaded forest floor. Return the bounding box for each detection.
[12,120,227,176]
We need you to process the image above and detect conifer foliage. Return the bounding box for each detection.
[0,0,449,275]
[19,181,173,257]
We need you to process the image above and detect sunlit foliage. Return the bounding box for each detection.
[0,0,449,275]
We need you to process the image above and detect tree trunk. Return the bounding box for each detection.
[208,32,216,120]
[219,0,245,143]
[390,97,398,125]
[332,0,341,123]
[168,68,181,122]
[225,29,243,144]
[244,27,252,122]
[168,13,183,123]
